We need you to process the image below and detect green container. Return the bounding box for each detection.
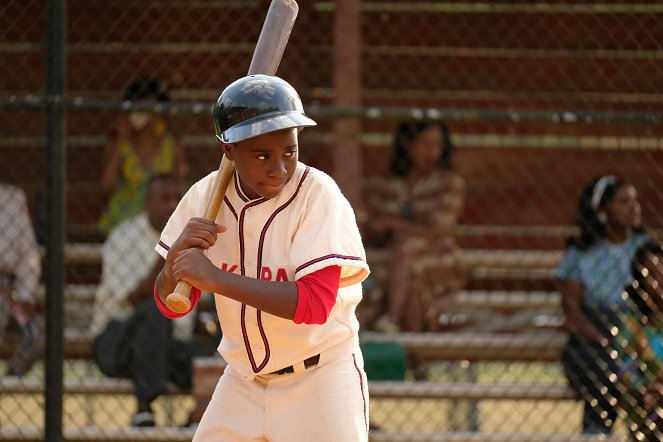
[360,342,407,381]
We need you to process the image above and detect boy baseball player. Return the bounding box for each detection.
[154,74,370,441]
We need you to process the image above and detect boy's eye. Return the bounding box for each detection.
[256,154,269,160]
[285,149,297,157]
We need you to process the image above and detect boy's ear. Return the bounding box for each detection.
[220,142,234,161]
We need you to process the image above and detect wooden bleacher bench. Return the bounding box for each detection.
[365,247,562,272]
[368,431,627,442]
[445,290,564,332]
[369,380,573,401]
[0,376,187,396]
[360,330,568,362]
[63,242,104,264]
[0,376,572,402]
[453,290,560,310]
[0,426,196,442]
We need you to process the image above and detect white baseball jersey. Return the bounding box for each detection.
[156,162,369,380]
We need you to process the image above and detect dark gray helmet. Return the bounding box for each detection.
[213,74,316,144]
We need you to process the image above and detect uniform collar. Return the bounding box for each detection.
[231,162,306,208]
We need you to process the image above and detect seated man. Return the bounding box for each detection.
[90,173,216,427]
[0,183,44,376]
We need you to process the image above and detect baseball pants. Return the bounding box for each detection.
[193,344,369,442]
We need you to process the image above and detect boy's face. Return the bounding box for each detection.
[222,128,299,200]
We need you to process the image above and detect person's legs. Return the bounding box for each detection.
[193,365,267,442]
[1,287,45,376]
[128,299,172,418]
[385,240,411,330]
[0,291,11,359]
[93,319,132,378]
[562,338,618,434]
[6,312,44,376]
[267,352,369,442]
[168,337,217,392]
[92,306,164,427]
[584,347,620,434]
[402,271,424,332]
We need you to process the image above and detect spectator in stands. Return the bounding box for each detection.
[613,241,663,441]
[98,78,189,236]
[0,183,44,376]
[90,173,216,428]
[363,120,465,333]
[556,175,648,434]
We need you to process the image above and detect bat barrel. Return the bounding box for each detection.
[248,0,299,76]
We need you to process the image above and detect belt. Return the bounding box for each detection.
[270,354,320,376]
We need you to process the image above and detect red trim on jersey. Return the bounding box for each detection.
[255,310,270,369]
[353,353,369,435]
[224,196,238,221]
[234,173,248,202]
[296,254,364,273]
[238,167,310,373]
[153,282,201,318]
[238,198,268,277]
[293,265,341,325]
[158,240,170,251]
[238,198,272,373]
[235,172,269,204]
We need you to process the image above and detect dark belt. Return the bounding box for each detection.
[271,354,320,376]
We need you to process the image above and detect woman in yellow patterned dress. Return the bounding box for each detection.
[364,120,466,333]
[99,78,189,236]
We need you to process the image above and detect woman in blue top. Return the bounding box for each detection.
[614,241,663,441]
[556,175,647,434]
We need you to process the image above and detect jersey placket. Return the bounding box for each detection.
[239,200,271,373]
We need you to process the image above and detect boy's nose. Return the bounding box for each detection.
[268,159,287,177]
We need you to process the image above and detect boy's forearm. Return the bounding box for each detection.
[211,270,298,320]
[155,267,176,305]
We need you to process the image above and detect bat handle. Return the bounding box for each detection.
[165,280,193,313]
[163,159,235,314]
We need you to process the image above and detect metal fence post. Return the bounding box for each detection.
[45,0,66,440]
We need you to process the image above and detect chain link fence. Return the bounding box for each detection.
[1,0,663,440]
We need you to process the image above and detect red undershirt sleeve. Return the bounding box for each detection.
[154,283,201,318]
[293,265,341,325]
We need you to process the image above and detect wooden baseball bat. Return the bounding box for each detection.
[165,0,300,313]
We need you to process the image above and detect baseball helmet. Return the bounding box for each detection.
[213,74,316,144]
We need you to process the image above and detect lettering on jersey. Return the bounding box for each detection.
[220,263,238,274]
[260,267,289,281]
